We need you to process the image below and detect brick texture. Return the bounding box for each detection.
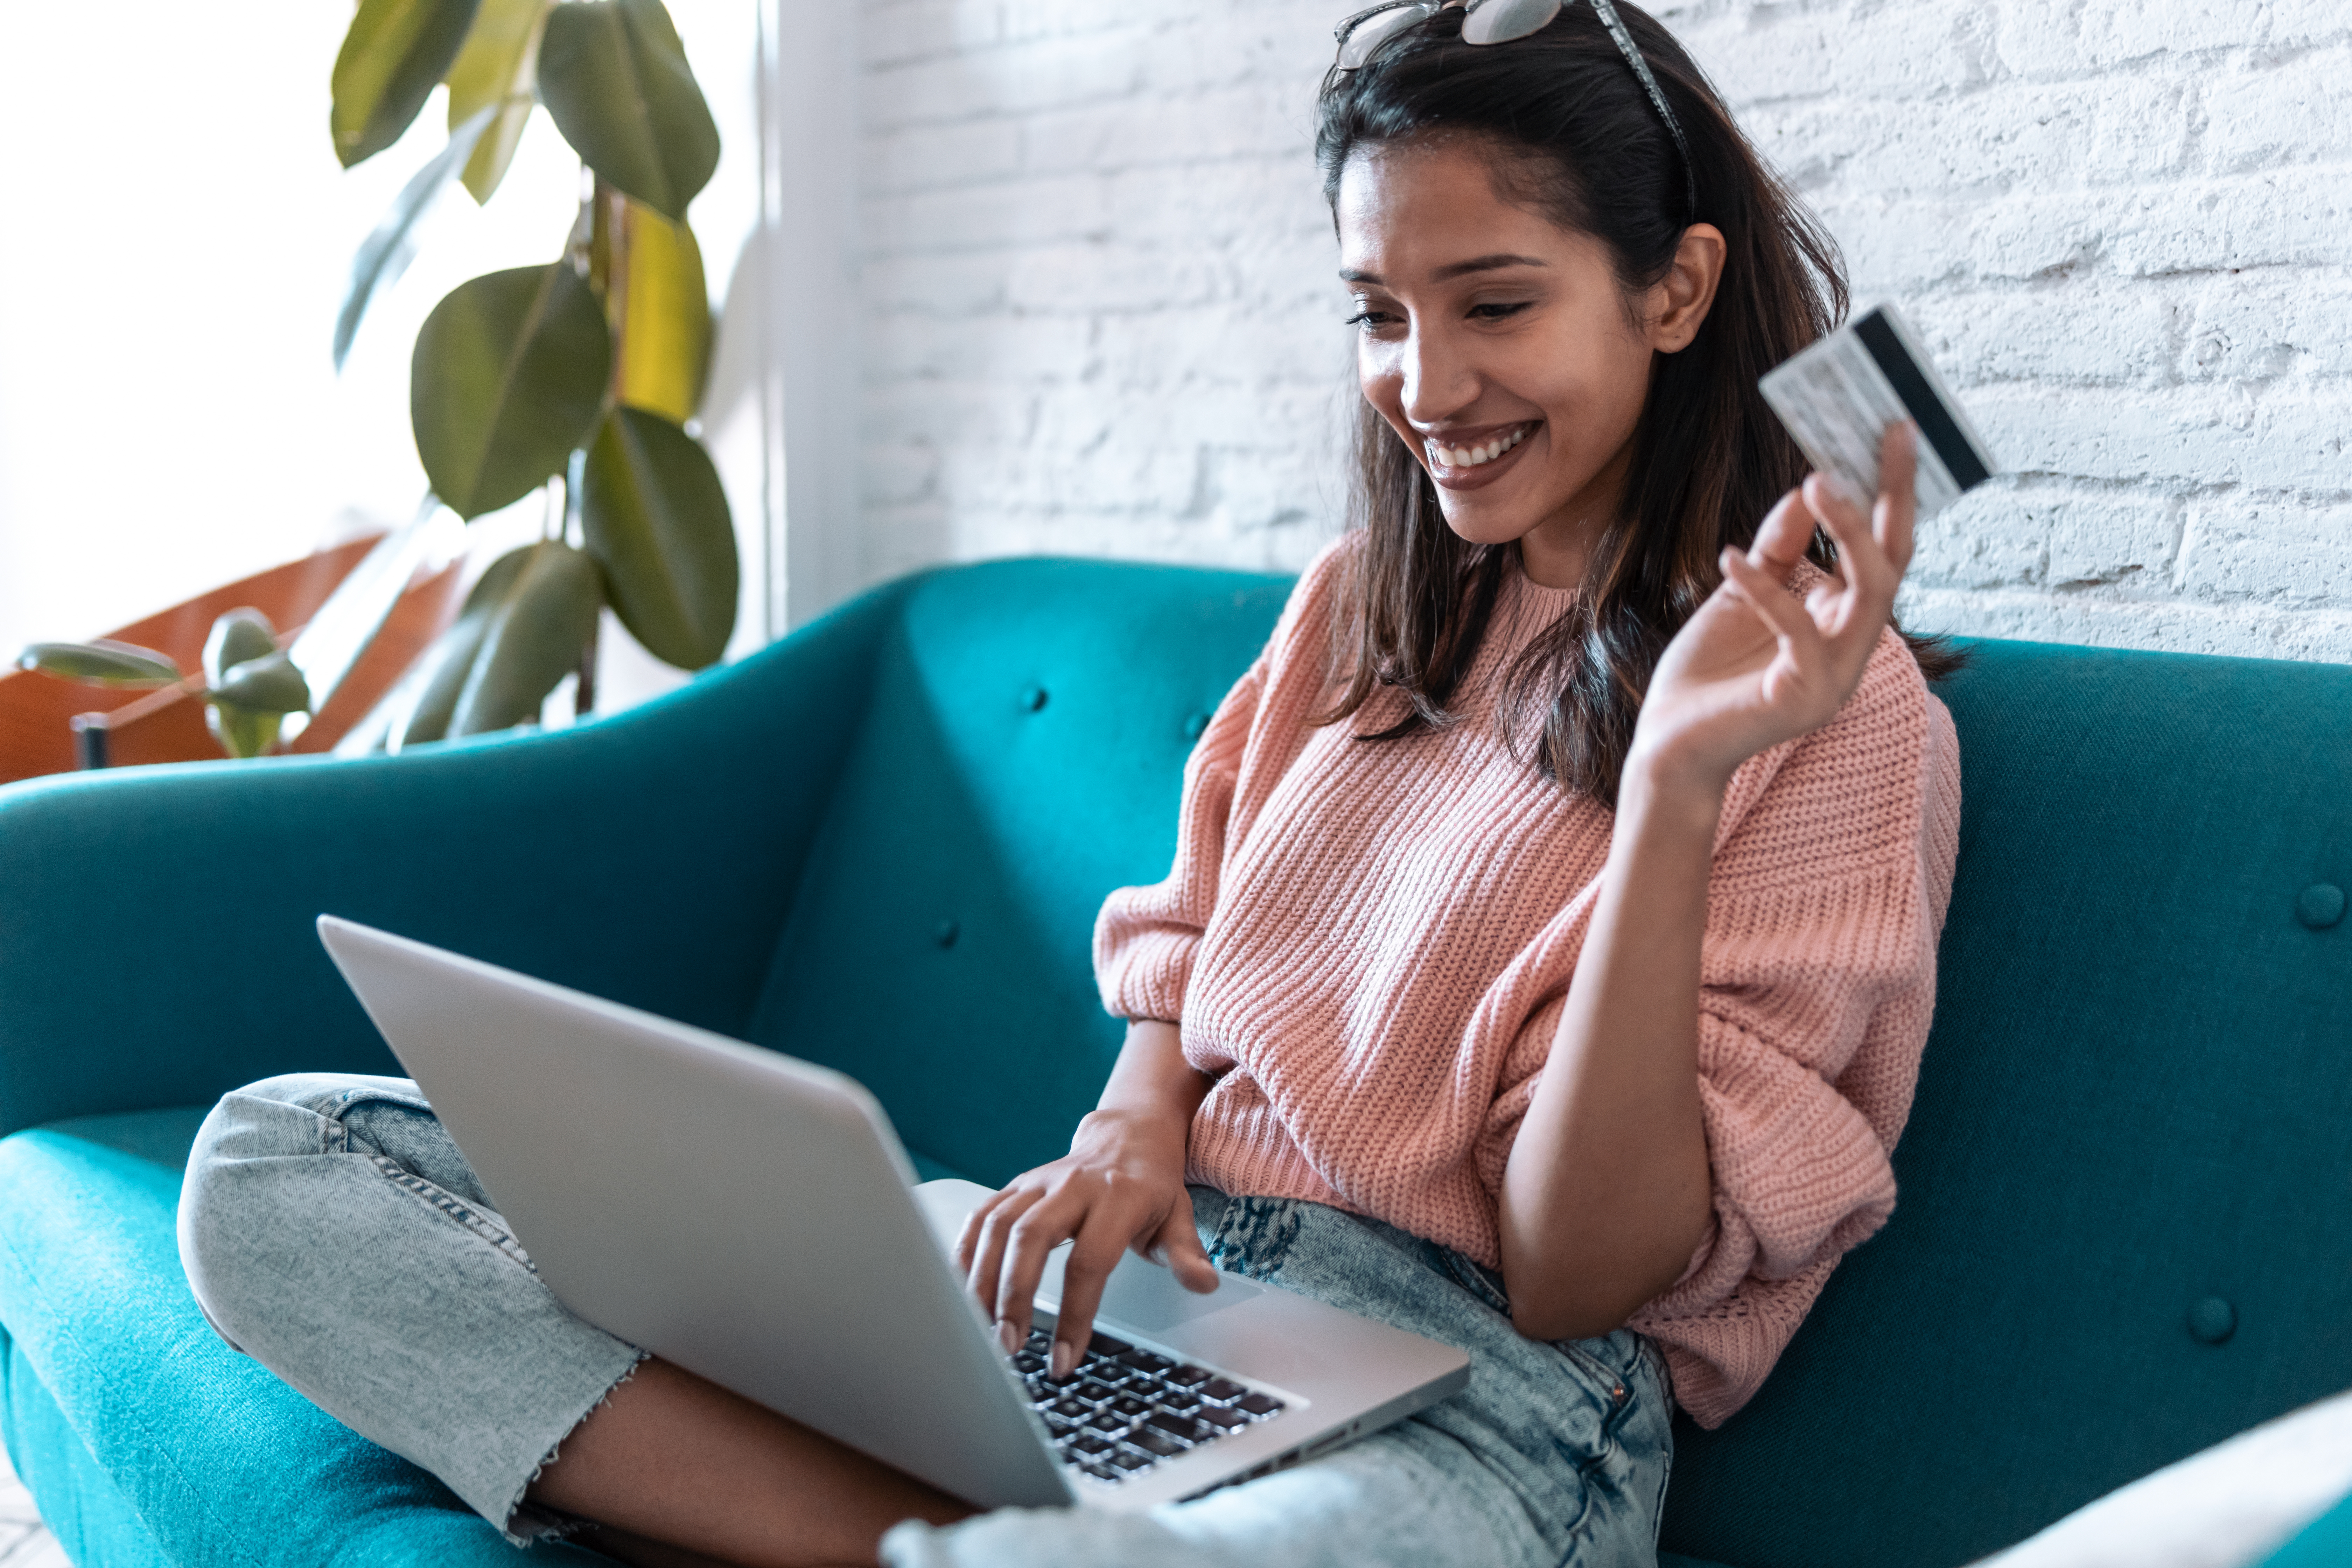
[858,0,2352,660]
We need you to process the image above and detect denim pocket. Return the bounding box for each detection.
[365,1155,538,1273]
[1434,1246,1515,1317]
[1550,1337,1625,1401]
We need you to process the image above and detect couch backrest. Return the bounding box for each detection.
[1665,637,2352,1567]
[757,561,2352,1566]
[748,560,1288,1183]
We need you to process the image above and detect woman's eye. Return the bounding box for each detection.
[1468,301,1534,321]
[1344,309,1401,330]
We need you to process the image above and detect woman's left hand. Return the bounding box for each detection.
[1628,421,1919,796]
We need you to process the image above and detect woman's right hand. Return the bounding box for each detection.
[953,1025,1220,1379]
[1625,422,1920,798]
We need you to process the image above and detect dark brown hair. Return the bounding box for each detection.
[1316,1,1958,804]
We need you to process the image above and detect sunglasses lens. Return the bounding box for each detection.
[1338,3,1433,69]
[1460,0,1561,46]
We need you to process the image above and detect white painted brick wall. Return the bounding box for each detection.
[856,0,2352,661]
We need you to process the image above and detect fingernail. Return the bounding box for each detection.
[996,1319,1019,1354]
[1051,1340,1078,1379]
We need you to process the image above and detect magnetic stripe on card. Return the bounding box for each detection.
[1852,309,1991,492]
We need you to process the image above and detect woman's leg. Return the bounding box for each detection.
[529,1357,968,1565]
[178,1073,965,1567]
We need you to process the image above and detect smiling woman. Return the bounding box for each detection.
[1320,6,1961,806]
[173,4,1962,1566]
[1338,210,1708,563]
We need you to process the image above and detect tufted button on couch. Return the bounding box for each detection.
[0,559,2344,1567]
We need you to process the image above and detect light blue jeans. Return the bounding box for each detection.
[178,1073,1675,1566]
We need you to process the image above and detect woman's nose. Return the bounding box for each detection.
[1398,325,1476,426]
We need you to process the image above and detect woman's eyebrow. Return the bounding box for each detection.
[1339,253,1549,286]
[1433,253,1547,280]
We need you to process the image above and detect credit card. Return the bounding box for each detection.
[1758,302,2000,518]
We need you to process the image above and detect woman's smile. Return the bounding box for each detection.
[1423,419,1543,489]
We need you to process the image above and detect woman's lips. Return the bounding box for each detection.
[1422,421,1541,491]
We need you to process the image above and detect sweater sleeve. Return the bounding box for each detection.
[1093,533,1362,1024]
[1624,629,1962,1428]
[1092,652,1268,1023]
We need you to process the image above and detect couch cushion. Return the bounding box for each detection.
[1662,641,2352,1567]
[0,1108,605,1567]
[2264,1488,2352,1568]
[748,559,1290,1185]
[2,1330,174,1568]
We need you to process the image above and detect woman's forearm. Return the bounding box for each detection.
[1492,434,1921,1341]
[1497,757,1719,1340]
[1086,1019,1213,1143]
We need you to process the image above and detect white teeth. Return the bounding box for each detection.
[1428,425,1532,469]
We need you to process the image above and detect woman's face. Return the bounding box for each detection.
[1336,138,1722,587]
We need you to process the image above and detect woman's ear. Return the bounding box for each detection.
[1647,223,1727,354]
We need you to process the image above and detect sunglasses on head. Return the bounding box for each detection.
[1332,0,1698,218]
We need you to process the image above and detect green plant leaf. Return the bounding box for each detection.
[16,640,181,687]
[611,197,709,423]
[203,609,279,684]
[450,541,601,735]
[446,0,552,202]
[411,263,611,519]
[398,563,508,746]
[331,0,483,168]
[335,107,495,371]
[538,0,719,222]
[210,652,312,715]
[581,408,736,669]
[402,542,602,744]
[206,702,285,760]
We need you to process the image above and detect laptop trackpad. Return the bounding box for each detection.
[1096,1251,1261,1332]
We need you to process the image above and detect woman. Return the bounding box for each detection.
[178,2,1959,1565]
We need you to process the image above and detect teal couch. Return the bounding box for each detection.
[0,559,2345,1568]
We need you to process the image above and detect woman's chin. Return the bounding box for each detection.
[1437,493,1553,549]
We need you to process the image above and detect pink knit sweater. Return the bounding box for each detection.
[1094,535,1961,1428]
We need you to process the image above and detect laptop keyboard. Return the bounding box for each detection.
[1011,1327,1287,1484]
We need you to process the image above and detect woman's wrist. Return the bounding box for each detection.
[1616,743,1729,842]
[1091,1018,1212,1135]
[1073,1103,1191,1158]
[1077,1102,1178,1134]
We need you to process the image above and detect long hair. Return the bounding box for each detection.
[1316,1,1959,805]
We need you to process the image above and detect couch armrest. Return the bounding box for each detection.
[0,579,911,1136]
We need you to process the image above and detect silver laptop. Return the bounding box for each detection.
[317,916,1469,1512]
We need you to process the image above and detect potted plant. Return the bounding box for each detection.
[19,0,738,758]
